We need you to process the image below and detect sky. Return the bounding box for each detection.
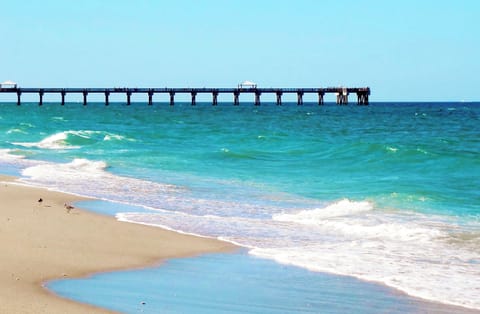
[1,0,479,101]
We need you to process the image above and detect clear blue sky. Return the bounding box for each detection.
[1,0,479,101]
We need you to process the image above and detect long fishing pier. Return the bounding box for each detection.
[0,86,370,106]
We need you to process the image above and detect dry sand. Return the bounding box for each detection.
[0,175,236,313]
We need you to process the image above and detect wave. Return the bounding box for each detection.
[22,158,108,180]
[256,205,479,310]
[273,199,373,221]
[6,128,28,134]
[0,148,46,167]
[13,132,76,149]
[12,130,128,150]
[0,149,47,175]
[0,149,26,161]
[273,199,444,242]
[103,133,127,141]
[19,158,181,206]
[250,231,480,310]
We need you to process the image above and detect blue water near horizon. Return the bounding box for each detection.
[1,101,479,312]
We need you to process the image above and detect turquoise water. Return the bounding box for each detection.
[1,101,479,311]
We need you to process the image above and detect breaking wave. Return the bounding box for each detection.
[12,130,128,150]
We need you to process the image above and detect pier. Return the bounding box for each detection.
[0,86,370,106]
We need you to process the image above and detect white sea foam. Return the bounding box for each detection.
[0,149,26,161]
[22,158,108,180]
[19,158,181,206]
[250,238,480,309]
[6,128,27,134]
[12,130,128,149]
[103,134,126,141]
[13,131,78,149]
[0,149,46,167]
[274,199,373,220]
[0,149,46,173]
[253,201,480,310]
[117,198,480,310]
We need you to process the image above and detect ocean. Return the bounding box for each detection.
[1,101,479,312]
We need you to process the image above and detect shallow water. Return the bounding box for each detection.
[48,251,477,314]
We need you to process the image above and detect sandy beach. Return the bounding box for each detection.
[0,175,236,313]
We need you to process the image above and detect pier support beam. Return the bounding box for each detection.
[297,91,304,105]
[212,91,218,106]
[16,91,21,106]
[233,91,240,106]
[169,92,175,106]
[83,90,88,106]
[191,92,197,106]
[148,90,154,106]
[255,91,261,106]
[276,91,282,106]
[336,92,348,105]
[39,90,44,106]
[357,92,369,105]
[105,91,110,106]
[126,91,132,106]
[61,90,66,106]
[318,92,324,105]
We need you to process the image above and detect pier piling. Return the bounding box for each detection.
[233,91,240,106]
[276,91,282,106]
[83,90,88,106]
[148,90,154,106]
[255,91,261,106]
[16,91,21,106]
[297,91,304,105]
[336,91,348,105]
[104,91,110,106]
[61,90,66,106]
[169,92,175,106]
[357,92,369,105]
[212,91,218,106]
[38,90,44,106]
[318,92,324,105]
[191,91,197,106]
[126,91,132,106]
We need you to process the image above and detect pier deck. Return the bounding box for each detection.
[0,87,370,106]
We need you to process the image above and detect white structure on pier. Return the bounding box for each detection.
[238,80,257,89]
[0,80,17,89]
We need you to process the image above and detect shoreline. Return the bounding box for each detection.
[1,174,479,314]
[0,175,237,313]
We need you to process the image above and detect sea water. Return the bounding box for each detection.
[0,101,479,312]
[48,252,471,314]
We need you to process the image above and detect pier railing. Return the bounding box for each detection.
[0,87,370,106]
